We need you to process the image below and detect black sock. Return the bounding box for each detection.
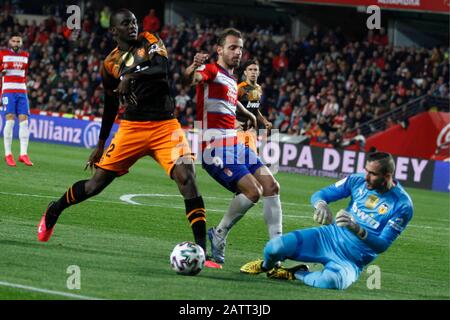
[184,196,207,253]
[45,180,89,229]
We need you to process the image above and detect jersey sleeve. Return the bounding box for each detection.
[195,63,217,83]
[310,175,357,207]
[363,202,413,253]
[142,32,168,59]
[100,62,119,94]
[99,62,120,141]
[237,82,247,100]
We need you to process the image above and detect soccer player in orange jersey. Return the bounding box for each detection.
[37,8,220,268]
[236,59,272,153]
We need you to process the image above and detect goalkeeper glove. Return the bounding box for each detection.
[313,201,333,225]
[335,209,367,239]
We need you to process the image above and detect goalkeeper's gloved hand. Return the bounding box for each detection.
[313,201,333,225]
[335,209,367,239]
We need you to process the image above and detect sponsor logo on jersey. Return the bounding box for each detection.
[352,202,380,229]
[246,102,260,109]
[13,62,23,69]
[365,194,379,209]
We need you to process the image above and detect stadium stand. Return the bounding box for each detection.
[1,1,448,151]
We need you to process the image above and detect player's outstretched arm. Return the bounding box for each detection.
[183,53,209,86]
[86,66,120,171]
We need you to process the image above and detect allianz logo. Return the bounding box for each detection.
[351,202,380,229]
[28,118,100,148]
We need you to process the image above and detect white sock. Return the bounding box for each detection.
[263,194,283,239]
[216,193,255,238]
[19,120,30,156]
[3,119,14,156]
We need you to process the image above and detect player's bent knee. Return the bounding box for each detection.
[269,180,280,195]
[318,268,353,290]
[246,186,262,203]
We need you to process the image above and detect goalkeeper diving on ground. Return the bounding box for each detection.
[240,152,413,290]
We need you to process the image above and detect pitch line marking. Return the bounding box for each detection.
[0,280,103,300]
[0,191,448,230]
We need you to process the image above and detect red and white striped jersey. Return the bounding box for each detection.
[196,63,238,142]
[0,48,29,94]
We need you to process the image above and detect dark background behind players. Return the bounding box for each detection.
[1,0,448,151]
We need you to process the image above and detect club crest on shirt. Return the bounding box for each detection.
[223,168,233,177]
[378,203,389,215]
[365,194,379,209]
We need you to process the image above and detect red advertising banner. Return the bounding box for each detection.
[365,111,450,160]
[276,0,450,14]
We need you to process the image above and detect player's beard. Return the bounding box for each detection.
[367,178,387,192]
[224,55,240,69]
[11,46,20,52]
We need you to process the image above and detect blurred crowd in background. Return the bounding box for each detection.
[1,1,448,148]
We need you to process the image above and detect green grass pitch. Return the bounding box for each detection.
[0,141,448,300]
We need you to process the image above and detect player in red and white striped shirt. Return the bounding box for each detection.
[184,28,284,265]
[0,33,33,166]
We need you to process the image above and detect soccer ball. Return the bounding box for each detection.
[170,241,205,276]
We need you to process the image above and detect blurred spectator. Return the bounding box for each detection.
[1,5,447,151]
[143,9,160,33]
[100,6,111,29]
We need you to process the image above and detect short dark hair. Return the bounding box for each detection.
[110,8,134,27]
[10,32,22,39]
[242,59,259,70]
[217,28,242,46]
[367,152,395,175]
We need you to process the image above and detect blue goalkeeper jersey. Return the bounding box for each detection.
[311,173,413,265]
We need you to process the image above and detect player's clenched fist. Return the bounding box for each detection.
[313,201,333,225]
[336,209,367,239]
[193,53,209,68]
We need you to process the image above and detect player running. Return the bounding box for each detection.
[0,33,33,166]
[241,152,413,290]
[183,28,283,265]
[236,59,272,153]
[37,8,220,269]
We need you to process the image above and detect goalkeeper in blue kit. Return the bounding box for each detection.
[240,152,413,290]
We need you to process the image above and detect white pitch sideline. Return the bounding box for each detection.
[0,280,103,300]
